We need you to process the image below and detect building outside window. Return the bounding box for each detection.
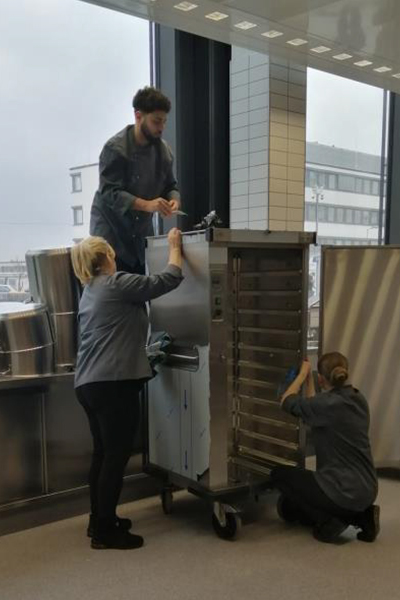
[305,69,389,348]
[71,173,82,193]
[72,206,83,226]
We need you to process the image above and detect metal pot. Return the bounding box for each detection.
[26,247,81,372]
[0,302,54,377]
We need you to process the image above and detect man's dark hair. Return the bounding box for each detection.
[133,87,171,113]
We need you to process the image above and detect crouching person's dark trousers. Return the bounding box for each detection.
[270,465,357,527]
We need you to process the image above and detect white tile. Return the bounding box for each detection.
[231,98,249,115]
[249,93,269,110]
[231,85,249,102]
[231,208,249,222]
[250,64,269,83]
[250,52,269,67]
[249,207,268,221]
[231,167,249,183]
[231,154,249,170]
[231,195,249,210]
[231,126,248,143]
[249,108,269,125]
[250,122,268,138]
[250,165,268,180]
[231,113,249,129]
[231,140,249,156]
[250,178,268,194]
[230,55,250,74]
[249,78,269,96]
[250,136,268,152]
[231,70,249,88]
[249,151,267,167]
[248,219,268,230]
[230,221,249,229]
[249,192,266,207]
[231,181,249,196]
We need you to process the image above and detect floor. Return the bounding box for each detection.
[0,476,399,600]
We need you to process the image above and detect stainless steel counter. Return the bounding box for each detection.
[0,373,146,511]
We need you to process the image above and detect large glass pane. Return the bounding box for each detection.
[305,69,389,348]
[0,0,150,300]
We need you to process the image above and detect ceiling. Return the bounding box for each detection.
[82,0,400,92]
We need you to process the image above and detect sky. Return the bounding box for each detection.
[0,0,387,262]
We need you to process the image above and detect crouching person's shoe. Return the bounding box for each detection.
[91,518,143,550]
[356,505,380,542]
[313,517,348,543]
[87,514,132,538]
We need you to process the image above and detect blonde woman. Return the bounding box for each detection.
[272,352,379,544]
[71,229,183,550]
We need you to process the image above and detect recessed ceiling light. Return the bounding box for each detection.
[392,73,400,79]
[234,21,257,30]
[287,38,308,46]
[205,11,229,21]
[174,2,198,11]
[333,53,353,60]
[311,46,331,53]
[374,66,392,73]
[354,60,373,67]
[261,30,283,38]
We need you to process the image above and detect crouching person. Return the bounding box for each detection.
[271,352,379,544]
[71,228,183,550]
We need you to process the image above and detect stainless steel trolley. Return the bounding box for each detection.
[146,229,314,539]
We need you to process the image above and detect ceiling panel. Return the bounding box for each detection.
[81,0,400,93]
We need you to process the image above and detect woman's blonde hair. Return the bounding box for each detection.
[71,236,115,285]
[317,352,349,388]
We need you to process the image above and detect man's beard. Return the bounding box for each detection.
[141,122,161,145]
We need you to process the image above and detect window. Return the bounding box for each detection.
[338,174,356,193]
[336,207,344,222]
[372,180,380,195]
[71,173,82,193]
[328,174,337,190]
[0,0,150,304]
[72,206,83,226]
[371,211,379,226]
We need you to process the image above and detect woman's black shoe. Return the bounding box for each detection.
[87,514,132,538]
[91,529,144,550]
[356,505,380,542]
[313,518,348,543]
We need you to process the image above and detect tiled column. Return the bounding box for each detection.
[230,49,307,232]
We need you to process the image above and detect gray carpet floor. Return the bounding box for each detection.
[0,477,399,600]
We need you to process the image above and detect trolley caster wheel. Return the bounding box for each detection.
[212,512,241,540]
[276,494,299,523]
[161,489,173,515]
